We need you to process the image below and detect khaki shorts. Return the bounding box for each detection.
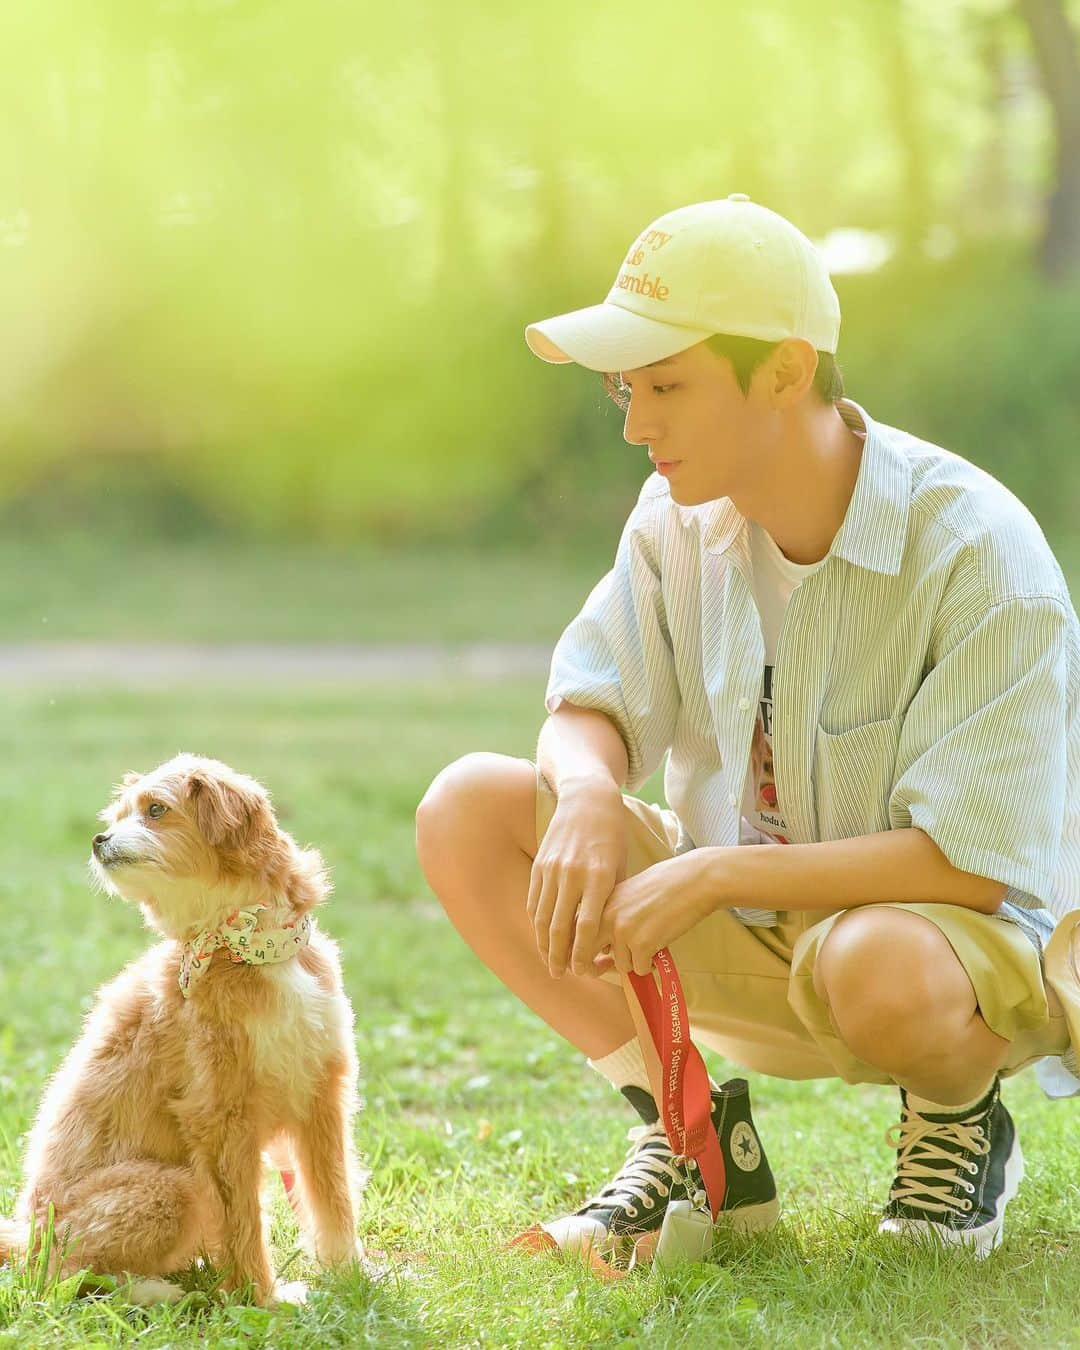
[529,760,1075,1086]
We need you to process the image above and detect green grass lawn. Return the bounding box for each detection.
[1,681,1078,1348]
[0,529,612,645]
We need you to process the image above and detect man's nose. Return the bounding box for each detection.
[622,405,657,448]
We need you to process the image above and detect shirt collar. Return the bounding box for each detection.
[827,400,911,576]
[698,399,912,576]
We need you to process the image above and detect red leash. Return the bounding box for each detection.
[626,948,726,1220]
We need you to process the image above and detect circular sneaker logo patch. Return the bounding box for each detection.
[730,1121,761,1172]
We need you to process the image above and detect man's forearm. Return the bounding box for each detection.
[697,826,1009,916]
[536,704,629,794]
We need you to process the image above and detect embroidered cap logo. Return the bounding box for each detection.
[614,227,674,301]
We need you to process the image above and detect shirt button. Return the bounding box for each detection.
[728,793,738,807]
[738,697,751,711]
[727,192,750,201]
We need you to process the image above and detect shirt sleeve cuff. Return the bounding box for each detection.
[909,807,1056,909]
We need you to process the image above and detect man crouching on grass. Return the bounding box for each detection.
[416,196,1080,1271]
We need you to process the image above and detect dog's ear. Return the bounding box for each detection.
[186,768,273,851]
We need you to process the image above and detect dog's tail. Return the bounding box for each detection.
[0,1216,29,1265]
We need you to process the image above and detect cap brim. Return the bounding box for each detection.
[524,302,714,373]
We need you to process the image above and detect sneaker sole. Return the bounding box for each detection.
[877,1132,1025,1260]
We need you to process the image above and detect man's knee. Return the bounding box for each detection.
[812,906,978,1046]
[415,752,535,876]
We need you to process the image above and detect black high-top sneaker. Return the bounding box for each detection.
[537,1078,780,1268]
[878,1074,1024,1260]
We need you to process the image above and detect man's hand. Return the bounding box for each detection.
[590,852,716,977]
[526,777,628,978]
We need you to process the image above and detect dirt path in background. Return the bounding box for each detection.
[0,641,552,684]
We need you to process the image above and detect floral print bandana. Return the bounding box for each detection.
[178,902,313,998]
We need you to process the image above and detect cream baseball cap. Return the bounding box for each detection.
[524,194,840,372]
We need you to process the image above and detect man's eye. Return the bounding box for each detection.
[616,382,676,398]
[147,802,168,819]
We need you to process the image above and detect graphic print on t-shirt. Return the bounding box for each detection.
[749,663,791,844]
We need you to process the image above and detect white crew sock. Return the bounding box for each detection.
[586,1038,654,1095]
[905,1075,996,1118]
[587,1038,723,1098]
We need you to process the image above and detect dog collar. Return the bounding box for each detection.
[178,903,312,998]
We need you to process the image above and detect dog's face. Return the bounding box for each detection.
[89,754,311,939]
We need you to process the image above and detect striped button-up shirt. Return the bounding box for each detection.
[545,399,1080,924]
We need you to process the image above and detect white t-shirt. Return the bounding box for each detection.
[740,520,828,845]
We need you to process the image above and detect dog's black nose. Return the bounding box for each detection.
[92,832,110,854]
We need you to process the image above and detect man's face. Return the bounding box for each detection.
[617,340,772,507]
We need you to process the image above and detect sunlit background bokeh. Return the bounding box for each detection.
[1,0,1078,618]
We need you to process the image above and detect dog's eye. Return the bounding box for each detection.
[147,802,168,819]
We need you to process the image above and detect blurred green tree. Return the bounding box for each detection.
[0,0,1075,545]
[1015,0,1080,277]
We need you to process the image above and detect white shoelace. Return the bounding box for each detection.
[582,1121,702,1220]
[883,1115,989,1217]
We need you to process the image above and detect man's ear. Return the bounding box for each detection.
[769,338,818,403]
[186,769,271,850]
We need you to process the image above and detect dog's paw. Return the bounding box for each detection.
[268,1278,309,1308]
[315,1236,364,1268]
[118,1275,187,1305]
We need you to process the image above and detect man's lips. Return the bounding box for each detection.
[649,455,681,468]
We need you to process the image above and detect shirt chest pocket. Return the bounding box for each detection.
[813,714,904,840]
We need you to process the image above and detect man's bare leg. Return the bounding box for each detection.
[813,906,1013,1104]
[416,752,636,1060]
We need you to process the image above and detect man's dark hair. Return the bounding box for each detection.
[601,334,844,409]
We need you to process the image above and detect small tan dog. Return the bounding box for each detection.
[0,754,364,1306]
